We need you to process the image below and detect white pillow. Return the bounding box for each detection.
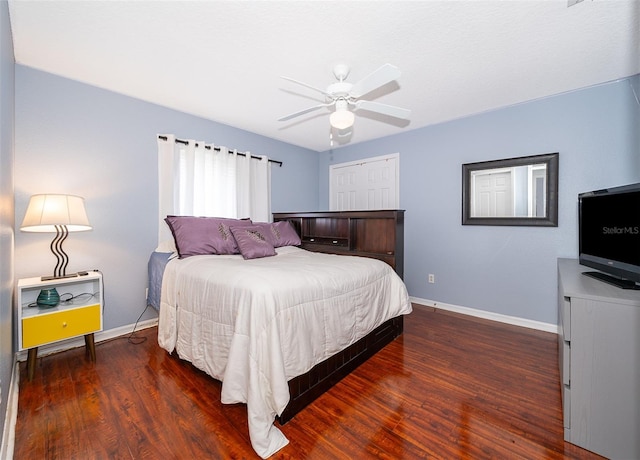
[155,239,177,254]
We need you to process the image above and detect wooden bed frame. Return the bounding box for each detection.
[277,315,404,424]
[273,210,406,424]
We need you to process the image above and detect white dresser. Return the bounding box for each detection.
[557,258,640,459]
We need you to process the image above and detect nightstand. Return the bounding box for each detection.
[17,272,103,381]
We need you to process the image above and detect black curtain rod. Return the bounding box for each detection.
[158,135,282,167]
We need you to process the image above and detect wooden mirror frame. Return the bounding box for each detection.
[462,152,559,227]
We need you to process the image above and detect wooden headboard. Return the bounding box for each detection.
[273,210,404,279]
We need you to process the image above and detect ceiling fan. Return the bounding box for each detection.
[278,63,411,131]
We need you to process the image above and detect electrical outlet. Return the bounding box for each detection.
[428,274,435,284]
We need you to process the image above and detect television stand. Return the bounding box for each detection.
[559,259,640,458]
[583,271,640,290]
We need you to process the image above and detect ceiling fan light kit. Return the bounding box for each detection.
[279,63,410,137]
[330,99,355,130]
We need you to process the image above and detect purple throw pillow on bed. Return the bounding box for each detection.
[268,221,301,247]
[165,215,252,258]
[250,221,301,247]
[249,222,277,246]
[229,225,276,260]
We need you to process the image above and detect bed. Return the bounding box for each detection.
[149,215,411,458]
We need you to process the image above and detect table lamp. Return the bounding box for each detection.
[21,194,92,282]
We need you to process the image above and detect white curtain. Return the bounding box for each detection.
[157,134,271,246]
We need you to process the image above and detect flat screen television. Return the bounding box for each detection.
[578,182,640,290]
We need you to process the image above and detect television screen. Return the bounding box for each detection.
[579,183,640,288]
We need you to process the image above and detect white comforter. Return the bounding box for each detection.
[158,246,412,458]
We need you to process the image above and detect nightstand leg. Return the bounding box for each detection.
[85,333,96,362]
[27,348,38,381]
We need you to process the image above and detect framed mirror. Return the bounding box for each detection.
[462,152,559,226]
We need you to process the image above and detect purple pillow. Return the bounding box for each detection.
[229,225,276,260]
[249,222,278,246]
[164,216,252,258]
[250,221,301,248]
[269,221,301,247]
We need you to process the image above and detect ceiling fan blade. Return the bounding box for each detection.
[281,76,334,99]
[278,102,333,122]
[350,64,402,98]
[354,100,411,120]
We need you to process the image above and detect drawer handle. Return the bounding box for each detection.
[332,240,338,244]
[62,322,68,328]
[309,238,315,242]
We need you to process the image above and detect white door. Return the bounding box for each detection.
[330,154,399,211]
[471,169,513,217]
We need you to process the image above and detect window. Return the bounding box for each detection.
[157,135,271,245]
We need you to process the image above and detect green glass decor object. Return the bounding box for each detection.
[36,288,60,308]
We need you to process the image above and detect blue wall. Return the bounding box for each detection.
[14,65,319,334]
[0,0,15,442]
[13,64,640,332]
[319,76,640,325]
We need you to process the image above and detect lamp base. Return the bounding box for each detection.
[36,288,60,308]
[41,273,79,281]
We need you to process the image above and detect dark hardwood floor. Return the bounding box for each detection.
[14,305,604,459]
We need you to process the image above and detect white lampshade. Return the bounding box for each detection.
[330,99,355,130]
[21,194,92,232]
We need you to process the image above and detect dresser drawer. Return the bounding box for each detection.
[563,385,571,429]
[22,304,101,348]
[561,341,570,386]
[562,297,571,341]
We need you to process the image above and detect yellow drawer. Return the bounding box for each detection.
[22,304,101,349]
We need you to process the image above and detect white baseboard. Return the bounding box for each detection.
[410,296,558,334]
[1,359,19,460]
[15,317,158,362]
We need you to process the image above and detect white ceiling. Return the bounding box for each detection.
[8,1,640,152]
